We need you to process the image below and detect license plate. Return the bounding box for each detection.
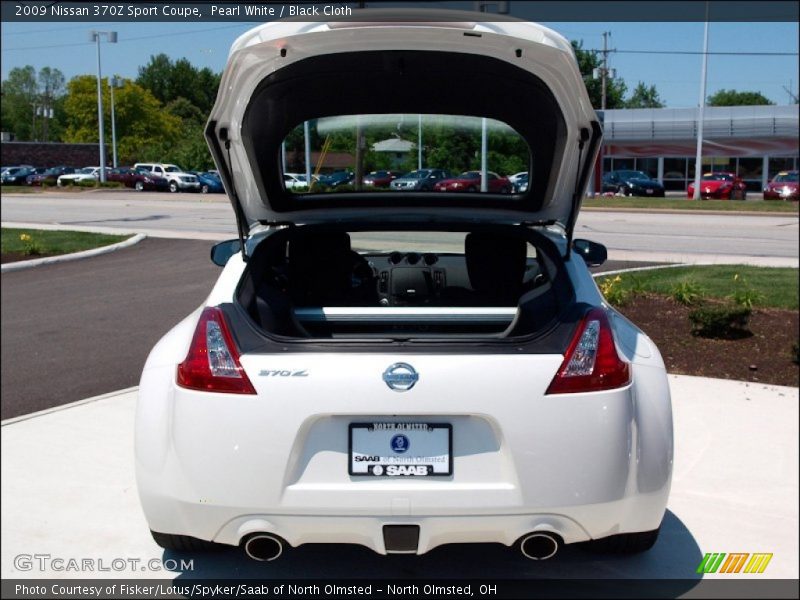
[646,188,653,194]
[349,423,452,477]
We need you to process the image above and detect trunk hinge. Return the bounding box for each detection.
[205,120,249,262]
[565,121,603,259]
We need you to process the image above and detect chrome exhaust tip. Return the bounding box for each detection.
[520,532,560,560]
[243,534,284,561]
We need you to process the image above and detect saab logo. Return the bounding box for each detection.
[696,553,773,574]
[354,456,380,462]
[390,434,410,454]
[385,465,430,476]
[258,369,308,377]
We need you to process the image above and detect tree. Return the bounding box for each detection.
[62,75,182,164]
[625,82,664,108]
[1,65,66,141]
[137,54,221,114]
[571,40,627,110]
[707,89,774,106]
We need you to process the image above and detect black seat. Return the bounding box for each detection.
[288,230,376,306]
[441,232,528,306]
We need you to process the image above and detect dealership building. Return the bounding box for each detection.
[594,104,799,193]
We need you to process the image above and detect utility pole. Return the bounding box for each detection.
[783,80,798,104]
[593,31,616,110]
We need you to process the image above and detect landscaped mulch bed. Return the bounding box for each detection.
[617,294,799,387]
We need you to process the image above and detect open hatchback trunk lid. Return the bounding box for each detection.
[205,9,602,245]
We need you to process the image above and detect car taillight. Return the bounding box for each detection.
[177,307,256,394]
[546,308,631,395]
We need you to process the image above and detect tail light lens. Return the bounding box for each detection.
[177,307,256,394]
[546,307,631,395]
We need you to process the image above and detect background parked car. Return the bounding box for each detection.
[513,172,529,193]
[56,166,105,187]
[192,171,225,194]
[108,167,170,191]
[28,166,76,186]
[317,171,355,188]
[390,168,451,191]
[363,170,402,188]
[1,166,36,185]
[687,172,747,200]
[603,170,665,197]
[763,170,798,201]
[433,171,512,193]
[507,171,528,190]
[133,163,200,192]
[24,167,49,184]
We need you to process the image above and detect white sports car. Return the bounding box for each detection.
[136,10,672,563]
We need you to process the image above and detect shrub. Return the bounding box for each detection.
[671,280,705,306]
[689,303,752,338]
[19,233,43,256]
[598,275,630,307]
[729,273,764,309]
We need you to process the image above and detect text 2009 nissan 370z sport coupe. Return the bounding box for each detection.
[135,11,673,562]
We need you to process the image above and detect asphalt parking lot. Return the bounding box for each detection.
[0,238,656,419]
[0,238,218,419]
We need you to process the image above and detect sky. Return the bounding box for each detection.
[1,16,798,108]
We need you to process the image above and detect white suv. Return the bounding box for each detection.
[136,11,672,563]
[133,163,200,193]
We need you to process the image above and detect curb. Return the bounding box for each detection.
[582,206,799,218]
[1,232,146,273]
[0,386,139,426]
[592,263,691,278]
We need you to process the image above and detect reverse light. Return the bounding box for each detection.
[546,308,631,394]
[177,307,256,394]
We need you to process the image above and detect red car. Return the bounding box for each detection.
[763,171,798,201]
[108,167,170,191]
[687,172,747,200]
[28,166,76,186]
[433,171,512,193]
[362,170,402,188]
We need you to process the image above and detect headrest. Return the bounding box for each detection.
[465,232,527,295]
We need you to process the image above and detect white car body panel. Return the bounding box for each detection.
[207,12,597,229]
[136,10,672,557]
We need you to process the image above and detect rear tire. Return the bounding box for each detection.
[201,184,209,194]
[135,181,144,192]
[581,527,661,554]
[169,181,178,193]
[150,531,224,552]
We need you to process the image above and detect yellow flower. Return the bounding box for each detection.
[19,233,31,242]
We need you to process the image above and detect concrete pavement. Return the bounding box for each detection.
[1,375,797,581]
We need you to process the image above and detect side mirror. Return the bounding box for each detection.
[210,239,241,267]
[572,238,607,267]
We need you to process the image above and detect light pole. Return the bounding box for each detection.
[692,16,710,200]
[110,76,123,168]
[89,30,117,182]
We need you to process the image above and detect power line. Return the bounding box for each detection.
[603,49,798,56]
[1,25,94,36]
[1,24,251,52]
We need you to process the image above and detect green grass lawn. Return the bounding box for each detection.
[596,265,799,310]
[0,185,38,194]
[1,228,131,257]
[583,197,799,213]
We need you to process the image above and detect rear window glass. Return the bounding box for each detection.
[280,113,530,195]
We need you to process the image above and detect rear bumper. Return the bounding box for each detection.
[136,358,672,552]
[142,504,667,553]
